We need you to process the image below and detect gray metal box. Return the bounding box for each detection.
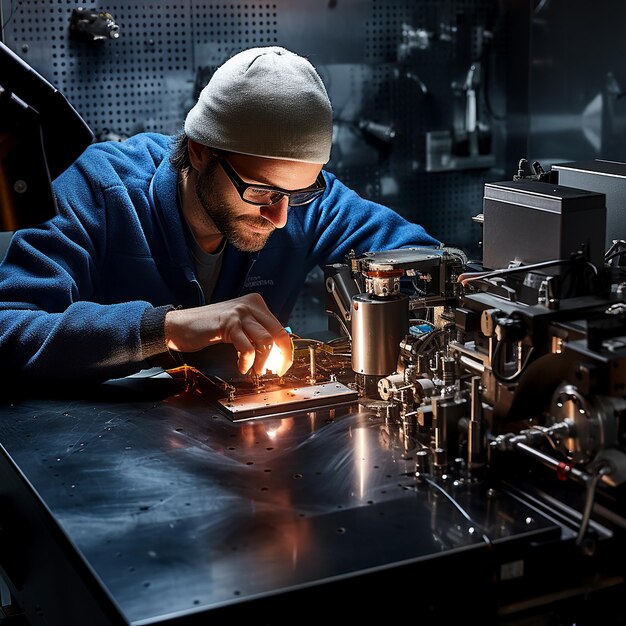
[483,179,606,272]
[553,159,626,249]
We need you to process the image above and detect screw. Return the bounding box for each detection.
[14,180,28,193]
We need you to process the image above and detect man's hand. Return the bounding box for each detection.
[164,293,293,376]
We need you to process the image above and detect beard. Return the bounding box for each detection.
[194,161,276,253]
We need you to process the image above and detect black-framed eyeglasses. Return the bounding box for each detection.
[213,152,326,207]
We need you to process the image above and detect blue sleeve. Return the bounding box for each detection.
[299,171,440,266]
[0,159,154,383]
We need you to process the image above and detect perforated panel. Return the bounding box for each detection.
[4,2,194,136]
[192,3,279,69]
[356,0,505,254]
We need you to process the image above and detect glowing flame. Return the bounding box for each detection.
[263,342,288,376]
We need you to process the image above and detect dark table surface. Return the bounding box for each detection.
[0,372,569,625]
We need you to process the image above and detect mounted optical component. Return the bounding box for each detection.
[69,8,121,42]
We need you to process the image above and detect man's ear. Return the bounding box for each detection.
[188,139,211,172]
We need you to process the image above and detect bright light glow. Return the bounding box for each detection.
[263,342,287,376]
[355,427,368,499]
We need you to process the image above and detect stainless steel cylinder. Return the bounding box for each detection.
[351,293,409,376]
[377,373,405,401]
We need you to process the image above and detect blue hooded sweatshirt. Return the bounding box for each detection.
[0,133,439,383]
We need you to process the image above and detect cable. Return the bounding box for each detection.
[327,336,349,346]
[292,337,324,347]
[458,258,572,287]
[459,256,600,296]
[410,279,427,296]
[531,426,559,452]
[575,463,612,546]
[1,0,16,33]
[417,473,493,546]
[414,326,451,358]
[491,340,535,383]
[325,309,352,343]
[409,318,434,326]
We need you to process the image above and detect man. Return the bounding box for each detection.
[0,46,439,384]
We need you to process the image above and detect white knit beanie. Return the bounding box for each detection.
[184,46,333,164]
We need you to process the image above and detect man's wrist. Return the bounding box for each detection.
[141,305,183,367]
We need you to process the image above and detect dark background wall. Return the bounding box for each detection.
[0,0,517,332]
[0,0,511,256]
[528,0,626,170]
[4,1,625,332]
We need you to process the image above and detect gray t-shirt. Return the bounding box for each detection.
[184,227,226,303]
